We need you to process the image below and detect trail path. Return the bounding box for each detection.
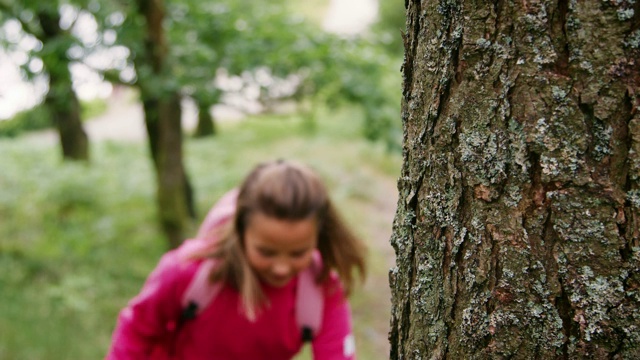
[24,90,243,144]
[355,166,398,357]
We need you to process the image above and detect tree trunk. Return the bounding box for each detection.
[390,1,640,359]
[38,10,89,161]
[142,93,195,248]
[136,0,195,248]
[193,101,216,137]
[45,76,89,161]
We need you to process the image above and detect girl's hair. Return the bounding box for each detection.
[196,159,367,319]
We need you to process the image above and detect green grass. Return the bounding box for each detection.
[0,106,401,359]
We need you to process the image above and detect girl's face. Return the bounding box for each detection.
[244,212,318,287]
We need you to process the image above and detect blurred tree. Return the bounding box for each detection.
[192,95,217,137]
[92,0,195,247]
[85,0,402,243]
[0,0,89,161]
[133,0,195,247]
[391,0,640,358]
[169,0,324,136]
[169,0,400,147]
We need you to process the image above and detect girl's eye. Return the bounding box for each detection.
[291,249,309,258]
[258,248,277,257]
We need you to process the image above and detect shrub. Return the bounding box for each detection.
[0,98,108,138]
[0,105,52,138]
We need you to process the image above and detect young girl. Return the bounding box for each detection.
[107,160,367,359]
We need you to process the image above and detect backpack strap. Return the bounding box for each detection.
[296,250,324,342]
[196,189,238,241]
[178,252,325,342]
[180,258,221,321]
[178,188,235,320]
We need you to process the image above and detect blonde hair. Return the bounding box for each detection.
[195,160,367,319]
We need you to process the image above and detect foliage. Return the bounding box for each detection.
[87,0,400,147]
[0,105,51,137]
[371,0,406,56]
[0,106,400,359]
[80,97,108,119]
[299,37,402,150]
[0,0,109,160]
[0,98,107,137]
[0,0,108,89]
[1,0,401,147]
[0,0,132,119]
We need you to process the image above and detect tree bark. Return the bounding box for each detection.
[142,94,195,248]
[44,75,89,161]
[136,0,195,248]
[390,1,640,359]
[38,10,89,161]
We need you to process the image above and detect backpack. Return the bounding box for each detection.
[178,189,325,342]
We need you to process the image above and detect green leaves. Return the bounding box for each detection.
[2,0,400,146]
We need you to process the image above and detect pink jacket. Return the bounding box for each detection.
[106,191,356,360]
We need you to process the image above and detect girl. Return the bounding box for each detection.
[107,160,367,359]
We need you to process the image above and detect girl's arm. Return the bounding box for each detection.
[106,251,192,359]
[311,278,357,360]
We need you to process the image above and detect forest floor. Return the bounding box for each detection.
[353,166,398,356]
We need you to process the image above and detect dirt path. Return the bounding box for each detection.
[23,89,245,144]
[341,162,398,358]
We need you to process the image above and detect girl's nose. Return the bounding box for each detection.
[272,261,291,277]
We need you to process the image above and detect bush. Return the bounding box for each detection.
[0,105,52,138]
[80,98,109,120]
[0,98,108,138]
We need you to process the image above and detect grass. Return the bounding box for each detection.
[0,105,400,359]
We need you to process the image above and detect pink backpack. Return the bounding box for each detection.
[178,189,324,342]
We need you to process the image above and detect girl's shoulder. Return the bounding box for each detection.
[151,242,204,289]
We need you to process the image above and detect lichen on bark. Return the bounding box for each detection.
[391,0,640,359]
